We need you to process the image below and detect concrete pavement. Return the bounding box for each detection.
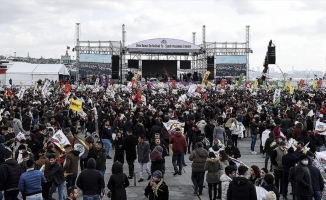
[54,137,294,200]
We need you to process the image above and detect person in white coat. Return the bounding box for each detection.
[229,119,241,147]
[220,166,235,200]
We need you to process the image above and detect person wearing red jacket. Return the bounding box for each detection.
[170,129,187,176]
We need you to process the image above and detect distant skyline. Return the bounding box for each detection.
[1,0,326,71]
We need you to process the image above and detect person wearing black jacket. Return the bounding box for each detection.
[85,116,96,136]
[264,174,280,200]
[46,154,66,200]
[204,119,215,147]
[307,153,324,200]
[80,136,97,170]
[281,147,297,200]
[123,129,138,179]
[102,119,113,159]
[95,141,106,177]
[225,140,241,159]
[0,152,22,200]
[77,158,105,199]
[294,154,314,200]
[227,166,257,200]
[112,131,125,165]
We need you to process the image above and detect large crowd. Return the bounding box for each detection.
[0,78,326,200]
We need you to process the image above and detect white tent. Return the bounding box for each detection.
[6,63,69,85]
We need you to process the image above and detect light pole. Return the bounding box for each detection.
[14,52,16,58]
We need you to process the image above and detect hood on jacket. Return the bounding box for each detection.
[4,158,18,166]
[194,146,209,157]
[87,158,96,169]
[220,173,232,182]
[232,176,249,186]
[70,150,81,157]
[175,131,183,137]
[206,157,219,162]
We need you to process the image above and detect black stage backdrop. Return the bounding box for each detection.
[142,60,177,78]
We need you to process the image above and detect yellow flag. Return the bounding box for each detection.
[69,98,83,112]
[201,71,210,87]
[235,80,239,87]
[207,82,212,86]
[253,80,258,89]
[289,84,294,94]
[313,80,317,89]
[284,80,290,90]
[268,85,273,91]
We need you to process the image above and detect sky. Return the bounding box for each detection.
[1,0,326,72]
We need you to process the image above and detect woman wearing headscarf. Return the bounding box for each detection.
[107,162,130,200]
[150,146,165,177]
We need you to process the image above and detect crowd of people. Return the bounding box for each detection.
[0,78,325,200]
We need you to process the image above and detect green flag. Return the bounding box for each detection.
[273,97,280,108]
[238,74,243,86]
[156,79,160,84]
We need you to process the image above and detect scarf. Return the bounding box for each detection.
[152,179,163,197]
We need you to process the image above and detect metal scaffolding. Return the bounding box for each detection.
[74,24,252,82]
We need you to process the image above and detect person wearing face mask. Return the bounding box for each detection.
[271,141,286,196]
[294,154,313,200]
[306,152,324,200]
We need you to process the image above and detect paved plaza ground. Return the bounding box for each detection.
[54,137,296,200]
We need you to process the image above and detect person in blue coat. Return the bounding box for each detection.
[19,160,45,200]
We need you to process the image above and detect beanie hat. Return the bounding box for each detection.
[212,144,219,152]
[152,170,163,179]
[87,158,96,169]
[227,140,233,146]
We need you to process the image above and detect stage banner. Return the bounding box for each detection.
[201,71,210,87]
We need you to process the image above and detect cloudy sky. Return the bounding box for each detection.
[1,0,326,73]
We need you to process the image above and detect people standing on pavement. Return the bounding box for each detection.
[0,152,22,200]
[107,161,129,200]
[229,119,241,147]
[189,142,209,195]
[102,119,113,159]
[123,129,138,179]
[112,131,125,164]
[281,147,297,200]
[263,131,276,171]
[225,140,241,170]
[220,166,235,200]
[271,141,286,195]
[205,119,215,147]
[45,154,66,200]
[170,128,187,176]
[35,149,52,200]
[76,158,105,200]
[95,141,106,177]
[150,146,165,177]
[204,152,221,200]
[144,170,169,200]
[137,135,151,182]
[250,115,260,154]
[264,174,280,200]
[248,165,260,185]
[294,154,314,200]
[227,165,257,200]
[63,144,80,190]
[18,159,45,200]
[213,122,226,145]
[306,153,324,200]
[217,150,229,199]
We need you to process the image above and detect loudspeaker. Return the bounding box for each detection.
[207,56,214,79]
[112,55,120,79]
[207,67,214,79]
[180,60,191,69]
[268,46,276,64]
[128,60,139,69]
[207,56,214,65]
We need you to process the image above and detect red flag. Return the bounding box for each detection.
[64,83,72,98]
[172,80,176,89]
[203,93,207,100]
[299,79,304,88]
[6,88,12,97]
[318,80,323,88]
[195,87,201,93]
[67,46,70,50]
[136,90,142,104]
